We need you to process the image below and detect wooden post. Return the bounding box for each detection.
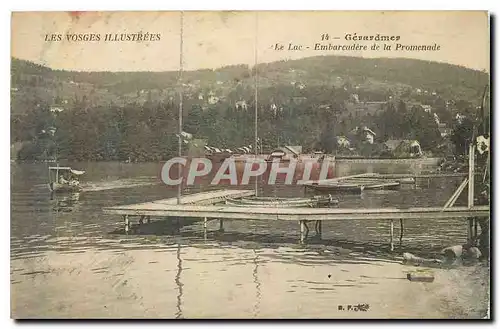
[399,219,404,246]
[300,220,305,244]
[467,218,473,244]
[468,143,475,209]
[203,217,208,240]
[318,221,322,238]
[219,219,224,232]
[146,216,151,224]
[124,215,129,234]
[467,143,475,244]
[390,219,394,251]
[474,218,478,243]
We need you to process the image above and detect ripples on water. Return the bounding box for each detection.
[10,161,486,318]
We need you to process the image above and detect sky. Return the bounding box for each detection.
[11,11,490,72]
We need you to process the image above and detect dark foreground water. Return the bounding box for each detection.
[10,160,490,319]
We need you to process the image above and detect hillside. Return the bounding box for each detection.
[10,56,489,161]
[11,56,488,114]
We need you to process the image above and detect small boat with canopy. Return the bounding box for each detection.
[48,166,85,193]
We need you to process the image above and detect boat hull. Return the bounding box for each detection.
[304,184,364,194]
[225,196,338,208]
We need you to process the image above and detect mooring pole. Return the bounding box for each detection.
[203,217,208,240]
[124,215,129,235]
[474,219,478,243]
[300,220,305,244]
[399,218,404,246]
[468,143,475,209]
[467,219,474,244]
[390,219,394,251]
[177,11,184,206]
[467,143,475,244]
[219,219,224,232]
[253,12,259,197]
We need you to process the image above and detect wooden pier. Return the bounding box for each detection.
[117,189,255,208]
[103,189,489,250]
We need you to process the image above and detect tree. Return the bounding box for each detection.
[451,116,475,155]
[319,121,337,153]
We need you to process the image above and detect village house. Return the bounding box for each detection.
[438,123,452,138]
[455,113,466,124]
[433,113,440,124]
[269,145,303,160]
[208,95,219,105]
[49,106,64,113]
[363,127,376,144]
[349,126,376,145]
[422,105,432,113]
[235,100,248,110]
[351,126,376,144]
[350,94,360,103]
[384,139,423,157]
[336,136,351,149]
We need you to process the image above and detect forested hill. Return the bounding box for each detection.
[11,55,489,161]
[11,55,487,110]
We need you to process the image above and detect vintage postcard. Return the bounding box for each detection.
[10,11,490,319]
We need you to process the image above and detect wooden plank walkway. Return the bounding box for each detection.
[113,189,255,209]
[104,203,489,221]
[103,188,489,250]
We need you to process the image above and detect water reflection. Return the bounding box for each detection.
[10,161,489,318]
[51,192,81,213]
[252,249,261,318]
[175,243,184,319]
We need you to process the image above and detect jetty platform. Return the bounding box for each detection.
[103,188,489,250]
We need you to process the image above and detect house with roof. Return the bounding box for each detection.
[384,139,423,158]
[50,106,64,113]
[422,105,432,113]
[269,145,303,160]
[235,100,248,110]
[438,123,452,138]
[349,126,376,145]
[336,136,351,148]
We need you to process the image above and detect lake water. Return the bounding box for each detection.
[10,160,489,319]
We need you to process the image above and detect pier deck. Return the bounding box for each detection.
[104,203,489,221]
[113,189,255,209]
[103,189,489,250]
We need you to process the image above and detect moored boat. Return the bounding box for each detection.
[225,195,338,208]
[48,166,85,193]
[304,183,365,194]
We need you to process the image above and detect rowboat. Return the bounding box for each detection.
[225,195,338,208]
[352,180,401,190]
[48,166,85,193]
[304,183,365,194]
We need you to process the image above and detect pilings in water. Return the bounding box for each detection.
[299,220,306,244]
[399,219,404,247]
[466,143,477,245]
[390,219,394,251]
[107,190,489,250]
[466,218,481,245]
[124,215,129,234]
[203,217,208,240]
[315,221,322,238]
